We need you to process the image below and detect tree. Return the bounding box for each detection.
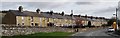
[90,16,93,19]
[107,17,116,26]
[95,17,98,19]
[78,15,81,17]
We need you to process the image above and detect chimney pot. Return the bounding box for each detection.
[18,6,23,12]
[36,8,40,14]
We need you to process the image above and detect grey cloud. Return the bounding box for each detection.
[93,7,116,14]
[2,2,68,10]
[90,7,116,18]
[75,2,93,5]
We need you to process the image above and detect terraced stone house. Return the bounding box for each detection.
[1,6,107,27]
[1,6,75,27]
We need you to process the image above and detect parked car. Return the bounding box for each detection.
[108,27,115,32]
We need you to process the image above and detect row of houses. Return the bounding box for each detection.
[0,6,108,27]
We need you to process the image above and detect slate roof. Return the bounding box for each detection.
[3,10,107,21]
[0,11,9,13]
[41,12,73,19]
[9,10,41,17]
[8,10,73,19]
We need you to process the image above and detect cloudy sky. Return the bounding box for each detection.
[0,0,120,18]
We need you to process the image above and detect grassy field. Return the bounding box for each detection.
[2,32,74,38]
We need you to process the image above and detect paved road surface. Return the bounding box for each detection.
[72,28,120,38]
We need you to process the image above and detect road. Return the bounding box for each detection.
[72,28,120,38]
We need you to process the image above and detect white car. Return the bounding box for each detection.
[108,27,115,32]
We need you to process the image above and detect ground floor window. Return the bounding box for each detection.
[22,23,24,25]
[35,23,38,26]
[31,23,34,26]
[17,23,20,25]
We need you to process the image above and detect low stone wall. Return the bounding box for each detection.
[2,25,73,36]
[1,24,103,36]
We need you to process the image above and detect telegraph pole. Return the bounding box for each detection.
[113,8,118,31]
[116,8,119,30]
[71,10,74,32]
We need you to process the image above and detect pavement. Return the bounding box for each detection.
[0,25,2,36]
[71,27,120,38]
[0,25,2,38]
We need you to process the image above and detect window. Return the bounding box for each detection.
[17,20,19,25]
[22,17,24,20]
[31,16,33,22]
[47,18,49,22]
[35,23,38,26]
[22,17,24,22]
[31,16,33,19]
[31,23,34,26]
[18,23,20,25]
[22,23,24,25]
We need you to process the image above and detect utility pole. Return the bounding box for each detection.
[71,10,74,32]
[113,8,119,31]
[116,8,119,30]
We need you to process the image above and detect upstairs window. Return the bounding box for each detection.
[22,17,24,21]
[31,16,33,22]
[35,23,38,26]
[31,16,33,19]
[22,17,24,20]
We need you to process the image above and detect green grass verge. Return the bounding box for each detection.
[2,32,74,38]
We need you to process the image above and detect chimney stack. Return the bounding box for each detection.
[50,10,53,15]
[36,8,40,14]
[70,13,73,16]
[18,6,23,12]
[78,14,81,17]
[90,16,93,19]
[85,14,87,18]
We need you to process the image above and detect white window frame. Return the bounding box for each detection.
[40,18,42,27]
[22,17,24,23]
[22,17,24,20]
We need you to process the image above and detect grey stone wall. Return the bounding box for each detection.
[1,24,73,36]
[0,24,2,37]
